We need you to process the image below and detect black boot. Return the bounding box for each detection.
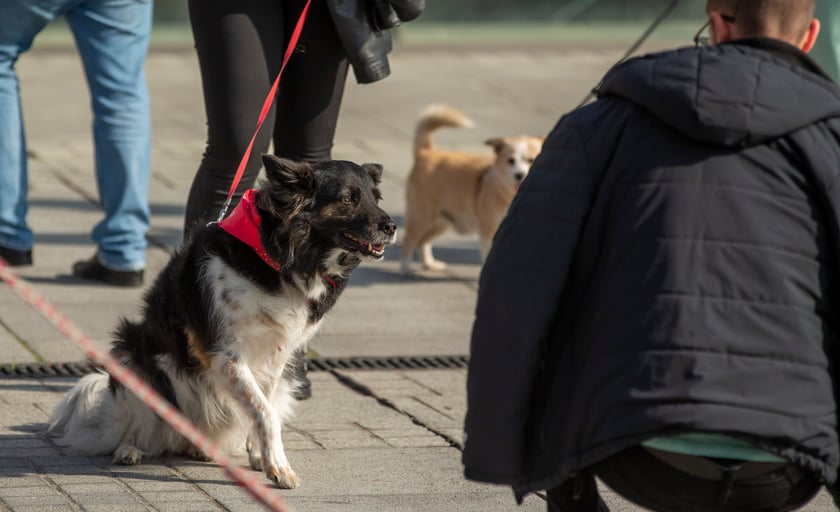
[72,255,144,288]
[286,350,312,400]
[0,245,33,266]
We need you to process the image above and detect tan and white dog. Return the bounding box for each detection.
[400,104,544,274]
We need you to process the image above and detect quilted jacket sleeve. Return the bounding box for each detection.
[462,99,631,483]
[794,119,840,499]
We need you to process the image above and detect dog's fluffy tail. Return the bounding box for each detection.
[47,371,125,455]
[414,104,474,155]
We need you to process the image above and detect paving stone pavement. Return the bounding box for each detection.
[0,26,836,512]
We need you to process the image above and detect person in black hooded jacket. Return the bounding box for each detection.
[463,0,840,510]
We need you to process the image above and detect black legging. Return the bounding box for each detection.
[184,0,349,237]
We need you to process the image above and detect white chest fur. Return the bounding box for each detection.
[203,257,326,367]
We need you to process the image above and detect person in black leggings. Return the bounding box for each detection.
[185,0,349,233]
[185,0,423,399]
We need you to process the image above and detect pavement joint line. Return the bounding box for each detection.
[161,462,231,512]
[38,159,175,256]
[0,318,46,363]
[410,395,458,421]
[151,170,178,189]
[401,373,445,397]
[36,473,84,511]
[102,470,161,512]
[329,369,463,450]
[288,426,327,450]
[35,158,99,208]
[351,421,391,446]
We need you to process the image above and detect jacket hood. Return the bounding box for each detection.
[597,39,840,147]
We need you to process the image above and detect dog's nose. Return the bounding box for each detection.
[380,218,397,237]
[514,172,526,181]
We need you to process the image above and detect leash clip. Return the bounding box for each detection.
[215,198,232,224]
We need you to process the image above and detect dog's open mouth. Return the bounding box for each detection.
[342,233,386,258]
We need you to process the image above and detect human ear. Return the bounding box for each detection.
[709,12,734,44]
[800,18,821,53]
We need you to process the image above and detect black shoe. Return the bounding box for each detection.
[72,256,144,288]
[0,245,33,266]
[286,353,312,401]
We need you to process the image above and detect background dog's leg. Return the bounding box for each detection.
[213,353,300,489]
[399,232,418,274]
[401,215,449,273]
[420,240,447,271]
[415,221,450,271]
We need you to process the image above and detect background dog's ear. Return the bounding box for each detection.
[484,138,507,155]
[262,154,315,191]
[361,163,383,184]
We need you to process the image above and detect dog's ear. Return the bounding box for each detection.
[361,163,383,185]
[484,138,507,155]
[262,154,315,192]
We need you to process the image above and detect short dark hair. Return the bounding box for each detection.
[707,0,815,41]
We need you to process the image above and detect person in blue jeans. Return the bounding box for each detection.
[0,0,152,287]
[812,0,840,82]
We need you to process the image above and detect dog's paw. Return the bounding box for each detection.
[186,445,211,462]
[259,444,299,488]
[399,260,415,276]
[423,259,448,271]
[113,444,143,465]
[267,464,300,489]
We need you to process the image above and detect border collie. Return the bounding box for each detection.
[48,155,397,489]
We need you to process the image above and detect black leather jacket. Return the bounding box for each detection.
[327,0,424,84]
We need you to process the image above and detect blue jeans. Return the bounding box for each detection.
[0,0,152,271]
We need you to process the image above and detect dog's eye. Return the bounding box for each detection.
[508,157,516,165]
[342,195,353,204]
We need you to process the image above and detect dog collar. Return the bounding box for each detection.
[218,189,281,272]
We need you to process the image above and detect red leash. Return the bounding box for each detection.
[216,0,312,223]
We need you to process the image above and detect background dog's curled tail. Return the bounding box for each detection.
[414,104,474,155]
[47,371,124,455]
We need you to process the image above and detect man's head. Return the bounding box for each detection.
[705,0,819,52]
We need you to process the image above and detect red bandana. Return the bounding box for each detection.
[218,189,281,271]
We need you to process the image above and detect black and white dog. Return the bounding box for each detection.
[48,155,396,489]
